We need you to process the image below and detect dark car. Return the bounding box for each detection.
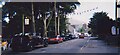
[48,35,63,44]
[60,34,66,41]
[10,33,48,51]
[65,34,74,40]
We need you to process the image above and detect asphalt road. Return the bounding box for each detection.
[2,37,119,55]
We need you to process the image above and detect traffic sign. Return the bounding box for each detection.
[111,26,116,35]
[25,19,29,25]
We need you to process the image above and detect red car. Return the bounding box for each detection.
[48,35,63,43]
[79,33,85,38]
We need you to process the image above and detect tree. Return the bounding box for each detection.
[2,2,53,37]
[88,11,114,38]
[2,2,32,37]
[56,2,80,35]
[46,2,80,36]
[2,2,80,38]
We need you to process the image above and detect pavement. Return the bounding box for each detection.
[80,37,119,53]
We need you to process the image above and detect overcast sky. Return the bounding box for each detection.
[67,0,116,25]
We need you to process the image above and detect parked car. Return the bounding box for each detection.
[65,34,75,40]
[60,35,66,41]
[64,34,70,40]
[48,35,63,43]
[10,33,48,51]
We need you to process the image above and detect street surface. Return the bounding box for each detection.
[2,37,119,55]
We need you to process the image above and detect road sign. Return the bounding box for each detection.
[111,26,116,35]
[25,19,29,25]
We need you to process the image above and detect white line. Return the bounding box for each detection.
[80,46,84,50]
[80,37,91,50]
[42,51,46,53]
[87,37,91,42]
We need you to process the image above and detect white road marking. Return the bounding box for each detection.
[87,37,91,42]
[41,50,46,53]
[80,37,91,51]
[80,46,84,50]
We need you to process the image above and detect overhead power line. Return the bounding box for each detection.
[68,7,98,16]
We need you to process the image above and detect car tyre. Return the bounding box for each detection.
[43,41,48,47]
[27,41,34,51]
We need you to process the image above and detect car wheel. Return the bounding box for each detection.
[27,45,33,51]
[57,41,60,43]
[27,41,34,51]
[43,41,48,47]
[11,47,19,52]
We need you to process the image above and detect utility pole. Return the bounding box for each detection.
[32,2,36,34]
